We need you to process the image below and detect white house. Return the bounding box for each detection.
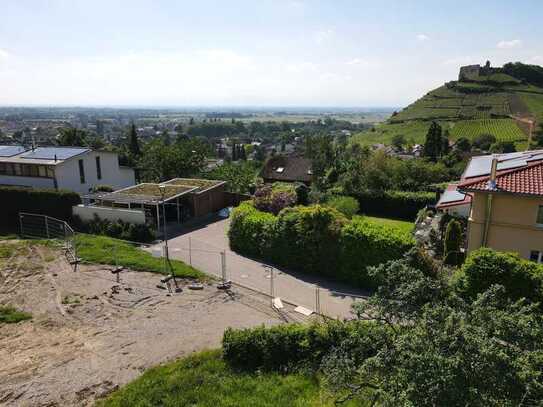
[0,145,135,194]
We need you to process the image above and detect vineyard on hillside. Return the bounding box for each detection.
[449,119,526,142]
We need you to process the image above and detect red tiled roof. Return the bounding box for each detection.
[458,160,543,196]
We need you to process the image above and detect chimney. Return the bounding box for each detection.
[488,157,498,190]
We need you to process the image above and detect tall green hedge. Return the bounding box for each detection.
[228,202,415,288]
[0,186,81,231]
[353,190,435,220]
[340,217,416,287]
[222,321,380,372]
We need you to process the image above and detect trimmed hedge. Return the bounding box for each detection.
[454,248,543,306]
[340,217,416,287]
[353,190,435,220]
[229,202,415,288]
[222,321,379,372]
[0,186,81,231]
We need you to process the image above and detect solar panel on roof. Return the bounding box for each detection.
[527,153,543,162]
[464,156,493,178]
[497,159,527,171]
[0,145,26,157]
[20,147,89,160]
[438,190,466,205]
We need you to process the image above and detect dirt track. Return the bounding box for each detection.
[0,242,283,406]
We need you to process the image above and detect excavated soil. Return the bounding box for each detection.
[0,241,282,406]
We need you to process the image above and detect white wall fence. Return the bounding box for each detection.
[73,204,146,224]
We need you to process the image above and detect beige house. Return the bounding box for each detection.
[458,151,543,262]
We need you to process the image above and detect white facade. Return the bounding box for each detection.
[0,146,136,194]
[54,151,135,193]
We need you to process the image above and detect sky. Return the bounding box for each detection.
[1,0,542,108]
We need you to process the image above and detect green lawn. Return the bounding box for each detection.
[75,234,206,281]
[0,305,32,324]
[359,215,414,234]
[98,350,363,407]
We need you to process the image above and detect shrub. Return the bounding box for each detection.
[325,195,360,219]
[228,202,276,258]
[0,186,81,231]
[353,190,435,220]
[454,248,543,305]
[91,184,114,192]
[229,202,414,288]
[444,219,463,266]
[222,321,379,372]
[272,205,347,277]
[340,217,415,287]
[253,184,297,215]
[76,214,156,243]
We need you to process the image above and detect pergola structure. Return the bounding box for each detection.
[83,178,227,236]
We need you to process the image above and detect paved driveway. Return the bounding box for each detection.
[157,217,368,319]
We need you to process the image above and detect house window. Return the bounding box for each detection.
[530,251,543,263]
[96,156,102,180]
[537,206,543,226]
[78,159,85,184]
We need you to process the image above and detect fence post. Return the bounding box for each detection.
[270,267,274,299]
[189,237,192,266]
[315,285,321,315]
[221,251,226,283]
[45,216,50,239]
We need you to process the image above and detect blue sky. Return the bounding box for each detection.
[0,0,542,107]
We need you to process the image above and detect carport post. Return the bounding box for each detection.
[156,203,160,237]
[176,197,180,224]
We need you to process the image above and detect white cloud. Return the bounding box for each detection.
[497,39,522,49]
[285,62,318,73]
[314,29,334,45]
[529,55,543,64]
[0,49,9,59]
[416,34,429,41]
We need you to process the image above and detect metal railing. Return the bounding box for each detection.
[19,212,78,264]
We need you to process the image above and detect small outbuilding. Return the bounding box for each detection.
[76,178,227,235]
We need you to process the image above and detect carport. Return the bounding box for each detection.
[82,178,227,236]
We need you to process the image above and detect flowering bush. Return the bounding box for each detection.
[253,184,297,215]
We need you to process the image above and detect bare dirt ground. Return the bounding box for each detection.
[0,241,285,406]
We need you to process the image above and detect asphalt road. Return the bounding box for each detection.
[155,217,368,319]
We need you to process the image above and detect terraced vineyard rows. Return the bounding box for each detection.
[392,85,511,122]
[449,119,526,142]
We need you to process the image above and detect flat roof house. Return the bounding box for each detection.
[455,150,543,262]
[77,178,227,235]
[0,145,135,194]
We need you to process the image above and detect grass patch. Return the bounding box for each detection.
[0,305,32,324]
[98,349,362,407]
[359,215,414,234]
[75,234,206,281]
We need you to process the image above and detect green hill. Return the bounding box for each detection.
[353,62,543,147]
